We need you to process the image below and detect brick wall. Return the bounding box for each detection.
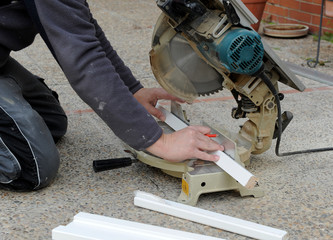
[262,0,333,34]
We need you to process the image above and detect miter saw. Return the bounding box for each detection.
[125,0,306,205]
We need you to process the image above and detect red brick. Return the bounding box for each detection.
[302,0,313,3]
[262,12,269,18]
[270,14,279,22]
[312,0,322,4]
[270,5,289,16]
[279,0,300,10]
[324,28,333,33]
[311,15,333,29]
[262,12,274,22]
[300,2,322,14]
[291,19,303,24]
[289,9,312,22]
[277,16,289,23]
[323,17,333,29]
[309,25,319,33]
[264,4,272,13]
[264,0,333,33]
[265,3,276,14]
[311,14,321,25]
[307,23,333,34]
[267,0,280,4]
[309,23,328,34]
[324,27,333,33]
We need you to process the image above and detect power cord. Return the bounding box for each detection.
[258,71,333,157]
[307,0,325,68]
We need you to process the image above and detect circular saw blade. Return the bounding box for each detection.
[150,15,223,101]
[169,34,223,97]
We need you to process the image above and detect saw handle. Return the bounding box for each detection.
[93,158,133,172]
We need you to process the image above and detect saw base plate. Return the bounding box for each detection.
[125,121,264,206]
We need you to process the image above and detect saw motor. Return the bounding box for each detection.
[150,0,305,158]
[150,0,272,101]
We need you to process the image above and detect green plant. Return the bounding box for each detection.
[305,57,330,66]
[312,32,333,43]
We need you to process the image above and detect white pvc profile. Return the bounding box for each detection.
[156,103,189,131]
[52,212,224,240]
[156,103,257,188]
[212,150,258,188]
[134,191,288,240]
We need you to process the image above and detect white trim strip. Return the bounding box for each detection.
[134,191,288,240]
[156,103,189,131]
[212,150,258,188]
[156,103,257,188]
[52,212,225,240]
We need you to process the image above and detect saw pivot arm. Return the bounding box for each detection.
[222,0,241,25]
[156,0,206,25]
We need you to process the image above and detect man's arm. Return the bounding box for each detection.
[88,7,143,94]
[25,0,162,150]
[24,0,224,162]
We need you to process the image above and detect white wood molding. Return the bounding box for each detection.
[52,212,224,240]
[156,103,258,189]
[156,103,189,131]
[212,150,258,188]
[134,191,288,240]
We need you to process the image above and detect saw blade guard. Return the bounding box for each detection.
[150,0,305,102]
[150,16,223,102]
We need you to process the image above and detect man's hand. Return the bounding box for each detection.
[134,88,184,121]
[146,125,224,162]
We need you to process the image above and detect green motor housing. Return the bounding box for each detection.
[200,28,265,76]
[218,28,264,75]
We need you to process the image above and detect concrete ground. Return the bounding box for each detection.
[1,0,332,239]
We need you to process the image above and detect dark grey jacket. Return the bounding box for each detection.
[0,0,162,150]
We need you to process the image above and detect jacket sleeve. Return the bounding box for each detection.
[89,8,142,94]
[25,0,162,150]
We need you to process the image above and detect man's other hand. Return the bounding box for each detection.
[134,88,184,121]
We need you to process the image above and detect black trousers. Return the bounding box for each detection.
[0,57,67,191]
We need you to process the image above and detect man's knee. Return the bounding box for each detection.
[34,149,60,190]
[49,113,68,143]
[1,58,68,142]
[0,82,61,191]
[0,139,60,191]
